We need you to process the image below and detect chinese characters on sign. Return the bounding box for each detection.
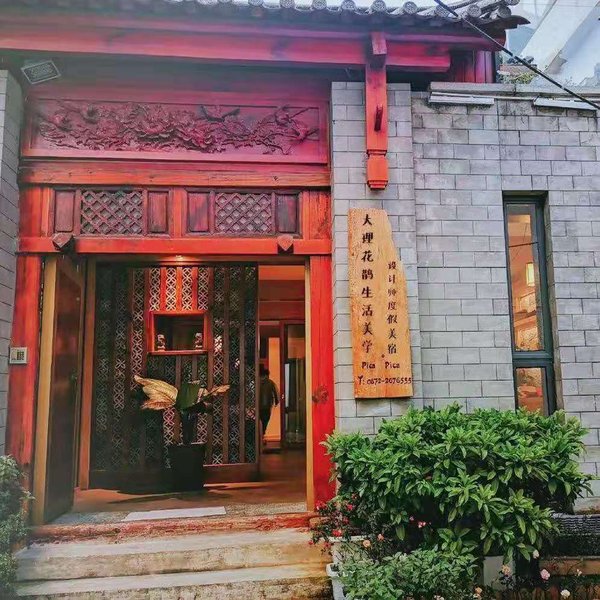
[349,208,413,398]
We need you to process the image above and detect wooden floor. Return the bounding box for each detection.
[55,449,307,525]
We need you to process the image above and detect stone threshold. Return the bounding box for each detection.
[30,511,314,544]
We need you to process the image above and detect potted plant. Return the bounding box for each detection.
[315,406,593,600]
[0,456,29,599]
[135,375,229,491]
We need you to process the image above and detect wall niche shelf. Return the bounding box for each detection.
[148,310,208,356]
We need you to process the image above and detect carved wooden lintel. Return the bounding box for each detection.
[34,101,320,157]
[51,233,76,253]
[365,36,388,190]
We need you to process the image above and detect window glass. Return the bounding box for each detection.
[506,204,545,352]
[515,367,547,414]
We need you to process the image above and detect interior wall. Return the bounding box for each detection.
[258,265,306,444]
[266,337,282,441]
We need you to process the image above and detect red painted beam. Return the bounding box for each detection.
[18,237,332,256]
[0,19,453,71]
[0,11,501,49]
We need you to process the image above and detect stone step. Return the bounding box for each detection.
[16,528,325,582]
[16,563,332,599]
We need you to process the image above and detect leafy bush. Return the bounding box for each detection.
[325,406,592,562]
[0,456,29,598]
[341,549,478,600]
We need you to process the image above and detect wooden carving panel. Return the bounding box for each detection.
[47,187,306,239]
[80,189,144,235]
[214,192,273,235]
[185,190,299,237]
[348,208,412,398]
[27,99,326,163]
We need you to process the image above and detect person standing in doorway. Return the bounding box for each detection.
[259,365,279,445]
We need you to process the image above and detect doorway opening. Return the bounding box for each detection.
[33,258,311,525]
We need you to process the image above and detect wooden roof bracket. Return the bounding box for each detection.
[365,31,388,191]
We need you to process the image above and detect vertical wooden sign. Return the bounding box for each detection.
[349,208,412,398]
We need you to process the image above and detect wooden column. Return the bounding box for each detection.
[365,32,389,190]
[5,255,43,486]
[6,185,45,490]
[78,260,96,489]
[308,256,336,506]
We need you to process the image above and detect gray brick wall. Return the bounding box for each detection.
[412,97,515,412]
[331,81,600,492]
[0,71,22,454]
[412,87,600,492]
[331,82,423,434]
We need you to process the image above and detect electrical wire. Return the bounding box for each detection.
[432,0,600,111]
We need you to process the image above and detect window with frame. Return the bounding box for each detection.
[504,198,555,415]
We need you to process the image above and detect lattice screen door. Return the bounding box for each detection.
[90,263,258,489]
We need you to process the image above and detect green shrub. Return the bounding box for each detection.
[341,549,478,600]
[326,406,592,562]
[0,456,29,598]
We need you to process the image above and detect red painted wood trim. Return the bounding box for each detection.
[19,162,331,189]
[474,50,494,83]
[365,59,389,190]
[450,50,495,83]
[0,19,453,71]
[18,237,332,256]
[0,11,502,49]
[5,256,43,485]
[310,255,336,504]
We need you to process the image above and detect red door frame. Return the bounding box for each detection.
[309,255,336,504]
[6,209,336,511]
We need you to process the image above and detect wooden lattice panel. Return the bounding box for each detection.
[49,188,304,238]
[214,192,273,235]
[80,189,144,235]
[90,264,258,489]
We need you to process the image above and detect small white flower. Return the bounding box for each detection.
[434,595,445,600]
[501,565,512,576]
[561,590,571,599]
[532,550,540,559]
[576,569,583,577]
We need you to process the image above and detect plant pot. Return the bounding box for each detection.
[326,563,346,600]
[167,442,206,492]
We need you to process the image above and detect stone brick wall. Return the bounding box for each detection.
[412,95,515,412]
[331,80,600,491]
[331,82,423,434]
[411,84,600,490]
[0,71,22,454]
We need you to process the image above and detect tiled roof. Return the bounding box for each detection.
[5,0,527,31]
